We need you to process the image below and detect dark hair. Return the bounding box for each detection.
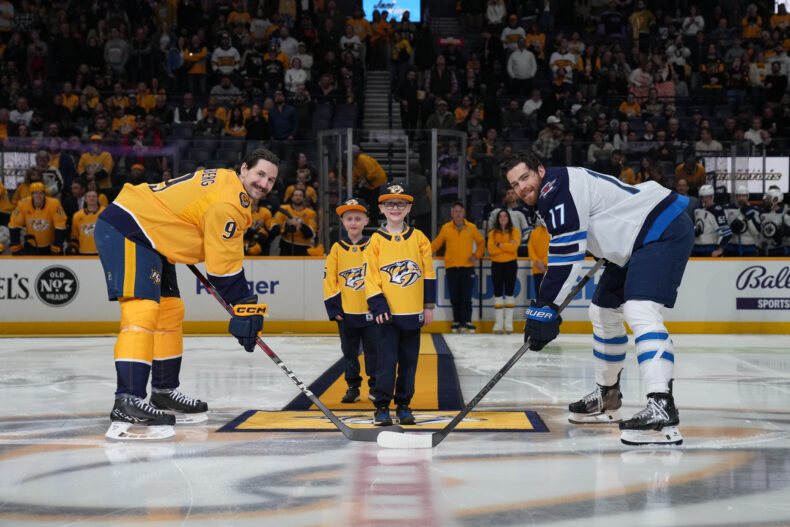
[242,148,280,170]
[500,151,543,182]
[495,208,514,233]
[72,177,88,189]
[451,200,464,209]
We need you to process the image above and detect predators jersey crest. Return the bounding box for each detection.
[30,219,51,231]
[339,263,367,291]
[80,222,96,236]
[380,260,422,287]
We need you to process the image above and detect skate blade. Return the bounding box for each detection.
[105,422,175,441]
[174,412,208,424]
[620,426,683,446]
[568,409,623,424]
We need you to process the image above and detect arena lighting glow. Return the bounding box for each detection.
[363,0,421,22]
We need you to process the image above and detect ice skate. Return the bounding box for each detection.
[106,395,175,441]
[492,306,504,334]
[150,389,208,424]
[504,296,515,334]
[451,322,461,333]
[462,322,476,334]
[568,371,623,424]
[620,388,682,446]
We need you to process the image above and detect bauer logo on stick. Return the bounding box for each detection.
[233,304,268,316]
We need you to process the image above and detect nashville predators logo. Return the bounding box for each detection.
[30,219,51,231]
[239,192,251,208]
[386,184,405,195]
[380,260,421,287]
[339,263,367,290]
[81,223,96,236]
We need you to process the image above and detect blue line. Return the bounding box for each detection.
[593,350,627,362]
[585,169,640,194]
[635,331,669,343]
[594,334,628,344]
[551,231,587,244]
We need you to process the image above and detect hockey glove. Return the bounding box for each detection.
[284,222,297,234]
[10,243,24,255]
[49,243,63,255]
[525,300,561,351]
[228,296,264,352]
[268,223,282,238]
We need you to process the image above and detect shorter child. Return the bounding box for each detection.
[365,183,436,426]
[323,198,377,403]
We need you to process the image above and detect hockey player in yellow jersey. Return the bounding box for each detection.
[323,198,378,404]
[67,189,104,255]
[9,182,68,255]
[244,198,274,256]
[95,148,279,440]
[270,188,317,256]
[365,183,436,427]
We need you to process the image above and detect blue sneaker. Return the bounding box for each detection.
[396,404,415,425]
[374,406,392,426]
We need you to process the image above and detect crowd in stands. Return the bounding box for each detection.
[0,0,789,258]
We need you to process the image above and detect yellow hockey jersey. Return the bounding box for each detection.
[70,206,105,254]
[323,236,374,327]
[9,196,68,247]
[364,226,436,330]
[272,204,316,247]
[100,168,253,302]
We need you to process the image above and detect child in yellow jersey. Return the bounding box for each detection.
[323,198,377,404]
[9,182,68,255]
[365,183,436,426]
[67,189,104,255]
[487,209,520,334]
[94,148,279,441]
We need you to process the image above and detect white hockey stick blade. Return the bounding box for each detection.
[174,412,208,424]
[105,422,175,441]
[377,447,434,464]
[377,431,434,449]
[620,426,683,446]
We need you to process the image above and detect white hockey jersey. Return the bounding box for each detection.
[694,205,732,247]
[537,167,689,306]
[725,205,760,247]
[759,205,790,252]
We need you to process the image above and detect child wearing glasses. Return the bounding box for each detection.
[364,183,436,426]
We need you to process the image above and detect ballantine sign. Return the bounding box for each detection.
[735,265,790,310]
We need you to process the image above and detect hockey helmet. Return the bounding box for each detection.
[735,185,749,196]
[698,184,714,198]
[765,187,784,205]
[29,182,48,194]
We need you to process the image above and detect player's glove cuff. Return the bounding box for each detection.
[524,300,562,351]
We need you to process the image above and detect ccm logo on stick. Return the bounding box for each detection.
[233,304,268,316]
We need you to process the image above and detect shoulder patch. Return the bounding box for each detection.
[239,192,251,208]
[540,178,557,199]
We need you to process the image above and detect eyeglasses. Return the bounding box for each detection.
[381,201,409,210]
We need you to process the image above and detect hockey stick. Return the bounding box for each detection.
[188,264,404,441]
[378,258,604,449]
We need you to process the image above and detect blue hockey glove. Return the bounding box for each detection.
[228,296,264,352]
[524,300,561,351]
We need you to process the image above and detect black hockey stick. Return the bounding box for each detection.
[188,264,404,441]
[378,258,604,449]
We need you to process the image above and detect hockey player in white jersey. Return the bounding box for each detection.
[692,185,732,257]
[759,187,790,256]
[503,152,694,446]
[724,185,761,256]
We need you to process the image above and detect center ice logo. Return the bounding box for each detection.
[339,263,367,290]
[380,260,421,287]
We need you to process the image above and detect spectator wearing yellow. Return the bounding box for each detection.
[68,189,104,255]
[0,181,14,224]
[675,157,706,194]
[431,201,485,333]
[9,182,67,255]
[61,81,79,112]
[78,135,114,190]
[244,199,273,256]
[487,209,520,334]
[11,167,43,206]
[284,170,318,206]
[527,217,549,299]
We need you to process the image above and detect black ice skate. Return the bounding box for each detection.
[106,395,175,441]
[568,371,623,424]
[619,385,682,446]
[150,389,209,424]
